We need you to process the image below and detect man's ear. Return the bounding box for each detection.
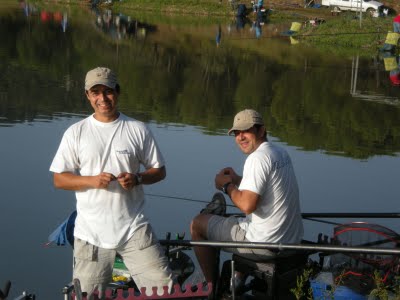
[258,125,266,137]
[115,84,120,95]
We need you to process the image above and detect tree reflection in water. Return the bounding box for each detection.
[0,2,399,159]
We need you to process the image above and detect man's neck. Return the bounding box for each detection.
[93,112,120,123]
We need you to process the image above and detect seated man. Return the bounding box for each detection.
[190,109,304,284]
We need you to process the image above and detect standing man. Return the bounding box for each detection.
[50,67,173,298]
[190,109,304,284]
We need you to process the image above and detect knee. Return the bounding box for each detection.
[190,217,198,236]
[190,215,206,240]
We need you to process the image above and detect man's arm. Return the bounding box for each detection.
[54,167,166,192]
[139,166,166,185]
[215,167,259,215]
[227,186,259,215]
[117,166,166,190]
[53,172,116,191]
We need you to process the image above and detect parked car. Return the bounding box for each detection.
[321,0,384,15]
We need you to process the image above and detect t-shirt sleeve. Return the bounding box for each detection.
[49,128,79,174]
[239,153,270,195]
[140,126,165,170]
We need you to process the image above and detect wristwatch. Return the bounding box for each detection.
[135,173,143,185]
[222,182,233,195]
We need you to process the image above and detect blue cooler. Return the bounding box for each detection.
[310,280,367,300]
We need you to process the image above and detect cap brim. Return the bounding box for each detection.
[85,81,117,91]
[228,125,253,135]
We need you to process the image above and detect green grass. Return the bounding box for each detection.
[294,11,394,56]
[113,0,235,16]
[28,0,396,55]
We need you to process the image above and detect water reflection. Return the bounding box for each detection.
[383,54,400,87]
[216,24,221,47]
[0,2,399,159]
[19,0,68,32]
[93,8,156,40]
[229,2,268,39]
[0,3,399,299]
[350,55,400,105]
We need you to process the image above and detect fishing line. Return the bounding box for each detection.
[146,194,400,223]
[145,193,237,207]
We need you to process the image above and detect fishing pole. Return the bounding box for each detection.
[302,212,400,218]
[145,193,237,207]
[146,193,400,219]
[159,239,400,256]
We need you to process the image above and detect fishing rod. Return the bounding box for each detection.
[146,193,237,207]
[146,193,400,219]
[159,239,400,256]
[226,212,400,219]
[302,212,400,218]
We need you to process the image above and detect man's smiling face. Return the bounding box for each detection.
[234,126,265,154]
[86,84,119,122]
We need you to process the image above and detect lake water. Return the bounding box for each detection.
[0,1,399,298]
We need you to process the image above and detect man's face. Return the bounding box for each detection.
[86,85,119,121]
[234,126,265,154]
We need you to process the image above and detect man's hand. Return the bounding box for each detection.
[220,167,242,186]
[215,169,233,191]
[215,167,242,190]
[117,172,135,190]
[91,172,116,189]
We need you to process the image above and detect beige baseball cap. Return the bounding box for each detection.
[228,109,264,135]
[85,67,118,91]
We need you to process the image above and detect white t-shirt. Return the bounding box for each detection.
[238,141,304,244]
[50,113,165,249]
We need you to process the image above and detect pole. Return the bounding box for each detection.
[159,240,400,256]
[302,212,400,218]
[225,212,400,218]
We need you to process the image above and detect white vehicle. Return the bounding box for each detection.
[321,0,384,15]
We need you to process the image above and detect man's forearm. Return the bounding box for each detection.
[228,187,259,215]
[53,172,95,191]
[140,166,166,185]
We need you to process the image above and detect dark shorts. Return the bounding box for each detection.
[207,215,276,260]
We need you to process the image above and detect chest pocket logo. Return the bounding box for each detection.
[115,149,130,155]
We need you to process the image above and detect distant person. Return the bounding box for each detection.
[190,109,304,284]
[389,57,400,86]
[236,3,247,18]
[394,13,400,33]
[216,24,222,47]
[50,67,173,298]
[253,0,263,12]
[235,4,247,31]
[253,20,262,38]
[389,68,400,86]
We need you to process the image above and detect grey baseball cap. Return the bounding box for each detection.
[228,109,264,135]
[85,67,118,91]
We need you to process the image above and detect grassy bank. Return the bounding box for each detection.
[113,0,234,16]
[29,0,396,55]
[295,12,394,56]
